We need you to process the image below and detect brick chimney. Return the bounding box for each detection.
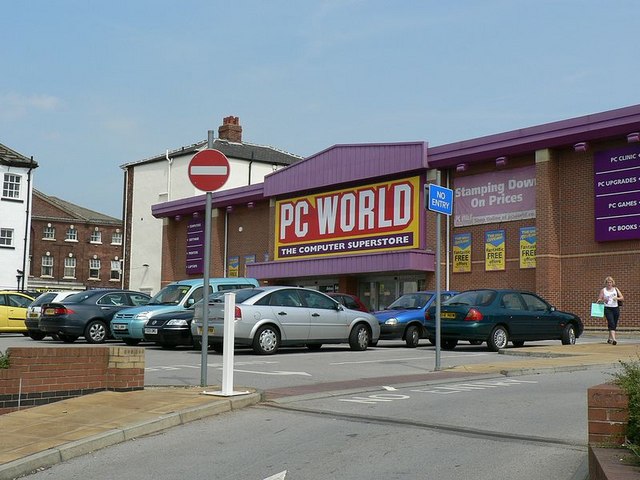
[218,116,242,143]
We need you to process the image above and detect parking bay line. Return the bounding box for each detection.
[330,353,489,365]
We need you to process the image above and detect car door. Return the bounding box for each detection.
[264,289,310,341]
[299,289,346,341]
[521,293,561,339]
[96,292,132,321]
[499,292,531,339]
[0,294,10,329]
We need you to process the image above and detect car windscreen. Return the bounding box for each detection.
[31,293,57,306]
[148,284,191,305]
[387,292,433,309]
[61,292,95,303]
[446,290,496,306]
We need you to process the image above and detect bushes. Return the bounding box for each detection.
[0,350,9,369]
[612,356,640,460]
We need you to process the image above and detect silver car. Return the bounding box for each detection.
[191,286,380,355]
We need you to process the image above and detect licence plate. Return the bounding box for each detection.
[28,313,38,318]
[197,327,215,335]
[113,324,127,330]
[441,312,456,319]
[144,328,158,335]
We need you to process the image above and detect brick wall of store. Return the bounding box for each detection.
[161,203,268,285]
[225,202,271,277]
[445,140,640,330]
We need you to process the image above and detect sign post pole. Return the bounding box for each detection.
[200,130,215,387]
[187,133,230,388]
[426,175,454,372]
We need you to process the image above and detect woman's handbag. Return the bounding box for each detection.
[616,288,623,306]
[591,302,605,317]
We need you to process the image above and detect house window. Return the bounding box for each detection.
[0,228,14,247]
[65,227,78,241]
[110,260,121,281]
[2,173,20,199]
[111,231,123,245]
[90,230,102,243]
[41,256,53,277]
[64,257,76,278]
[43,225,55,240]
[89,258,101,279]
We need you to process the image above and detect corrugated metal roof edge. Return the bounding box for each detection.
[428,104,640,167]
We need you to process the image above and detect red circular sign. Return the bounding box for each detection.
[188,149,230,192]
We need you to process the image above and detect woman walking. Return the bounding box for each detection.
[597,276,624,345]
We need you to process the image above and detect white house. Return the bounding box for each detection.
[0,143,38,291]
[120,116,302,295]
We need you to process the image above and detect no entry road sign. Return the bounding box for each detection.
[188,149,230,192]
[427,183,453,216]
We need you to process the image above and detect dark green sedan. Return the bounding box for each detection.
[425,289,584,351]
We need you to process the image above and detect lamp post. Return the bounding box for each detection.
[16,269,23,291]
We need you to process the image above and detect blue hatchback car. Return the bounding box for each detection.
[373,290,458,347]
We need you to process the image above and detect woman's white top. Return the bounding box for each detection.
[602,287,618,307]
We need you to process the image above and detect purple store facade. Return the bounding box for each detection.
[151,104,640,328]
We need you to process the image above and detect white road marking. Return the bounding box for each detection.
[382,386,398,391]
[330,353,488,365]
[233,369,311,376]
[263,471,287,480]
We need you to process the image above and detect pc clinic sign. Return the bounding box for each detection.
[594,144,640,241]
[275,176,420,260]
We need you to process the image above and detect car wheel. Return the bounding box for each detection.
[192,338,202,350]
[469,340,483,346]
[404,325,420,348]
[428,337,435,345]
[349,324,370,351]
[442,339,458,350]
[488,326,509,352]
[27,331,46,341]
[123,338,141,346]
[58,333,78,343]
[211,343,224,353]
[252,325,280,355]
[85,320,108,344]
[512,340,525,347]
[561,324,577,345]
[306,344,322,351]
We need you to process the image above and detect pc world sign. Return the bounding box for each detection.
[188,149,230,192]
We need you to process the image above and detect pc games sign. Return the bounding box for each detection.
[594,144,640,241]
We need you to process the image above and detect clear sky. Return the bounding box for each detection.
[2,0,638,218]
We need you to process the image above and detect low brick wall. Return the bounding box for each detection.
[588,383,629,446]
[588,383,640,479]
[0,347,145,414]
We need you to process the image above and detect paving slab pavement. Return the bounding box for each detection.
[0,334,638,480]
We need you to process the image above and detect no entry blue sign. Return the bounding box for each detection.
[427,184,453,216]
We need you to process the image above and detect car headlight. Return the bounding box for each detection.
[134,312,150,320]
[384,318,398,325]
[167,319,188,326]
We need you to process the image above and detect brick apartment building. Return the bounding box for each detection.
[28,190,124,292]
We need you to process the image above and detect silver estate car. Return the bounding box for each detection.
[191,286,380,355]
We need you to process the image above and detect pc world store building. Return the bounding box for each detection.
[151,104,640,329]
